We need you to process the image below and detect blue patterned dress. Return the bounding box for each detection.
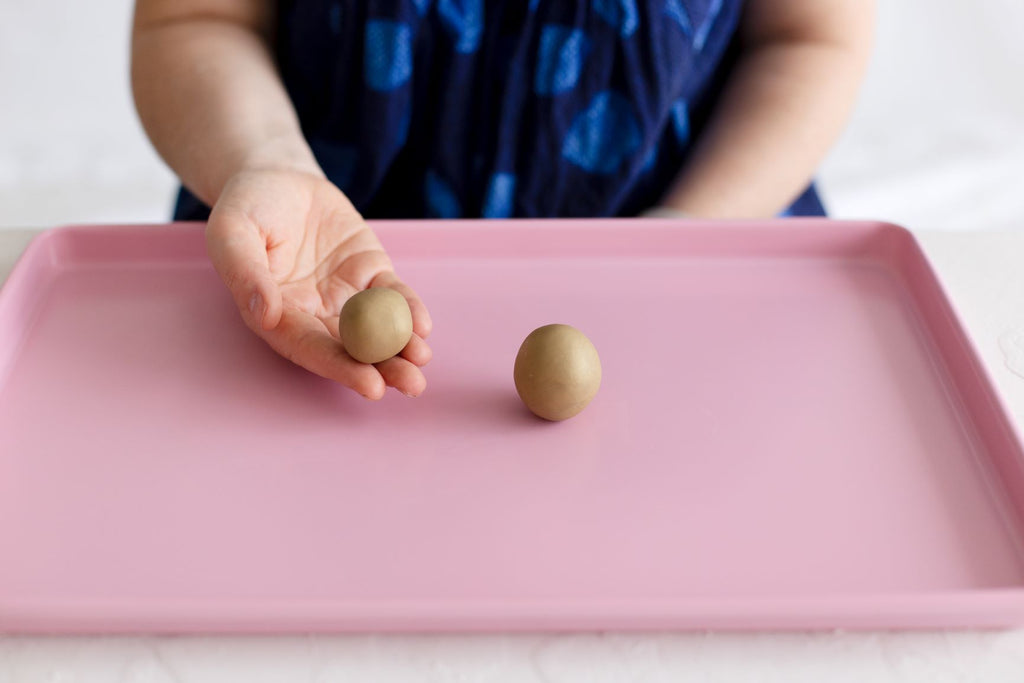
[174,0,825,220]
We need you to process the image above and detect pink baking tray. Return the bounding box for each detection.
[2,220,1024,634]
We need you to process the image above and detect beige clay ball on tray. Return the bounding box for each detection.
[339,288,413,364]
[514,324,602,421]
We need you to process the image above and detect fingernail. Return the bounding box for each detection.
[249,292,263,319]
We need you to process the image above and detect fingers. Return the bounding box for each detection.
[206,209,284,331]
[375,356,428,398]
[399,333,432,367]
[261,309,429,400]
[371,270,433,339]
[262,309,388,400]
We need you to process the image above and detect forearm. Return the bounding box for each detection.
[131,1,320,207]
[659,0,873,218]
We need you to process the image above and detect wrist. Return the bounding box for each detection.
[640,206,690,219]
[190,135,324,207]
[235,134,324,179]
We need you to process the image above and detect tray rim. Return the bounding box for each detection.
[5,590,1024,633]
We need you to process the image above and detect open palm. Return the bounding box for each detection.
[206,168,432,399]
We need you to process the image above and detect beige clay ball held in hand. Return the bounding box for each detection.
[339,288,414,364]
[514,324,602,421]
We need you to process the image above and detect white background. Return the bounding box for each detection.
[1,0,1022,231]
[2,1,1024,681]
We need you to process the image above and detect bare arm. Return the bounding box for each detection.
[131,0,320,204]
[131,0,431,399]
[656,0,874,218]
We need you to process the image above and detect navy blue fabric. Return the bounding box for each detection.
[173,0,826,221]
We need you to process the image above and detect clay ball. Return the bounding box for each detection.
[339,288,413,364]
[513,324,602,421]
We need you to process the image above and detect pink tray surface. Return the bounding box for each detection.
[1,220,1024,633]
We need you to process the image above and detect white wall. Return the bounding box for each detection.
[819,0,1024,231]
[1,0,1022,230]
[0,0,175,229]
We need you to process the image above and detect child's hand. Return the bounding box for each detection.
[205,168,432,399]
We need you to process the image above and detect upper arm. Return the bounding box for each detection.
[132,0,273,37]
[740,0,875,53]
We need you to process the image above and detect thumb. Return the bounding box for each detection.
[206,214,283,331]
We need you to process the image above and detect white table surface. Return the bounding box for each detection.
[2,227,1024,682]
